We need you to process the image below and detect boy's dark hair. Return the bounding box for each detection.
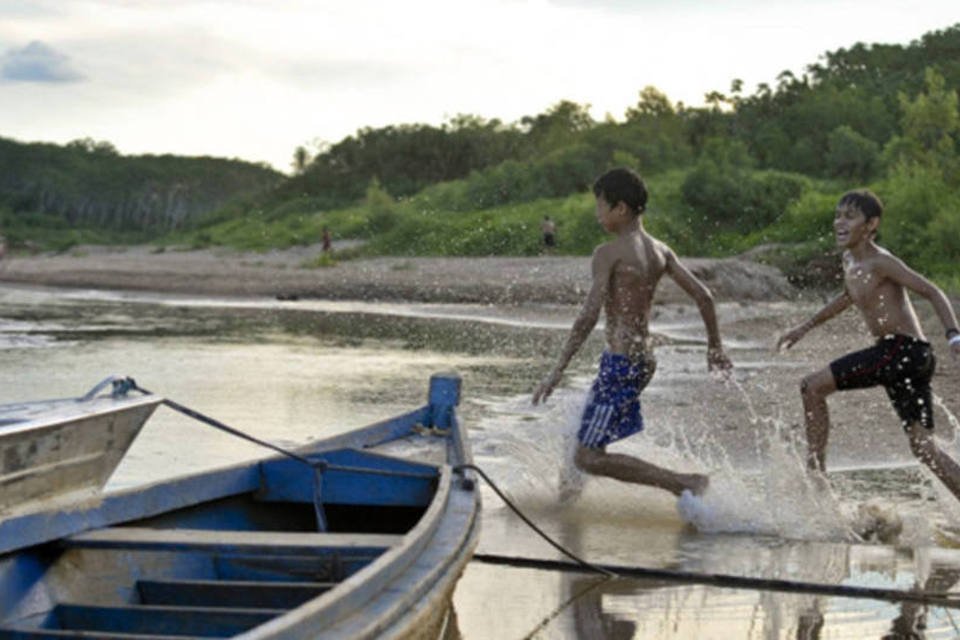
[838,189,883,221]
[593,167,648,215]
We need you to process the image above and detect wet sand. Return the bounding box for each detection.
[3,242,958,439]
[0,244,796,305]
[5,262,960,638]
[3,243,957,441]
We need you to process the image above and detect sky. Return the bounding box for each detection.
[1,1,958,173]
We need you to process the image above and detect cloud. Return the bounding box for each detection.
[1,40,83,83]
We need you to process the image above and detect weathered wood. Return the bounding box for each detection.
[52,603,281,636]
[214,554,372,583]
[257,448,437,507]
[137,579,334,609]
[0,396,160,512]
[0,628,206,639]
[0,466,259,556]
[0,374,480,640]
[65,528,402,556]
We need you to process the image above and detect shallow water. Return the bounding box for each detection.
[3,283,960,638]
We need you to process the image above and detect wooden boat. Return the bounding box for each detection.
[0,377,161,514]
[0,373,480,639]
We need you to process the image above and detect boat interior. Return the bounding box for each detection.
[0,447,442,639]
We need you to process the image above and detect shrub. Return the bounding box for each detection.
[681,162,808,232]
[364,178,399,234]
[876,163,958,272]
[826,125,879,181]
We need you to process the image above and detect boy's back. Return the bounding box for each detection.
[532,166,730,499]
[599,230,667,360]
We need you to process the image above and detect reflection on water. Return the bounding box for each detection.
[5,283,960,638]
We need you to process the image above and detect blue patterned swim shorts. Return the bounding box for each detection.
[577,351,654,449]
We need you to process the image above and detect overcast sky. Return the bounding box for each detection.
[1,0,958,172]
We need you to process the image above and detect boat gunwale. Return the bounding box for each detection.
[0,394,162,437]
[338,477,480,640]
[1,378,481,640]
[238,464,454,638]
[0,405,432,555]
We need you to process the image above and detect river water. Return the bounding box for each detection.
[3,283,960,639]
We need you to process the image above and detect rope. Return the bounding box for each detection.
[472,554,960,608]
[120,378,960,610]
[462,456,960,607]
[453,463,616,578]
[127,379,434,480]
[129,380,318,468]
[521,576,611,640]
[456,463,960,609]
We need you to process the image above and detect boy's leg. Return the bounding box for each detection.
[801,368,837,472]
[905,422,960,501]
[574,445,707,496]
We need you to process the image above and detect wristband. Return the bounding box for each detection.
[947,328,960,340]
[950,335,960,347]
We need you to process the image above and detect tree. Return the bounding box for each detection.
[882,67,959,181]
[826,125,879,180]
[291,146,310,175]
[520,100,595,152]
[625,86,675,120]
[900,68,958,155]
[66,137,118,155]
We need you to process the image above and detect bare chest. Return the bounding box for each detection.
[844,259,908,320]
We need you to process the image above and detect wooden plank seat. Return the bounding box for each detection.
[213,554,369,583]
[2,603,282,638]
[0,630,206,639]
[64,527,403,557]
[137,578,335,609]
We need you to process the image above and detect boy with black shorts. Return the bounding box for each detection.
[778,189,960,498]
[532,168,732,497]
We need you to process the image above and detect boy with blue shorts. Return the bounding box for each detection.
[532,168,732,497]
[778,190,960,499]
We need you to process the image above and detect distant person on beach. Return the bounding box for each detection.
[541,216,557,252]
[532,167,732,498]
[321,226,332,253]
[777,189,960,500]
[0,233,6,263]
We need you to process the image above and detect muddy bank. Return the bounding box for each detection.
[0,244,798,305]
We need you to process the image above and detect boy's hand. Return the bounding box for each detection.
[707,347,732,374]
[776,326,806,351]
[532,372,562,405]
[951,339,960,360]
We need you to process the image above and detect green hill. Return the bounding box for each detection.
[3,23,959,290]
[0,136,282,249]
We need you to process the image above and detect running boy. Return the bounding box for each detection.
[777,189,960,498]
[532,167,732,497]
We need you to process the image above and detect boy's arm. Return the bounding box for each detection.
[877,255,960,357]
[777,291,852,351]
[532,247,611,404]
[664,250,732,371]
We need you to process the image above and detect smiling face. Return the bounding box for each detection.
[834,203,878,248]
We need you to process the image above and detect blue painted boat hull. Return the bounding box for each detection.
[0,374,480,639]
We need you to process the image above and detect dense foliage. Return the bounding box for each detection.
[0,136,282,247]
[3,23,960,288]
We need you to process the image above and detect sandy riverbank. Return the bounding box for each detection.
[0,244,799,305]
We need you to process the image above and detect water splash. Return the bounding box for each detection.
[925,394,960,527]
[474,373,860,542]
[472,368,960,547]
